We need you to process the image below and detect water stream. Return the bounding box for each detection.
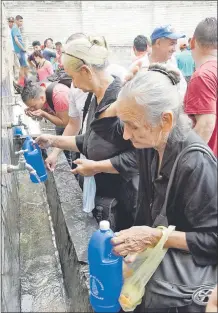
[18,171,68,312]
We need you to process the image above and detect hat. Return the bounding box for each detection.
[8,16,14,22]
[151,25,185,41]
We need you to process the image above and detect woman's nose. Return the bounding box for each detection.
[123,125,132,141]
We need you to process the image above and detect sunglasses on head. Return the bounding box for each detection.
[62,51,85,64]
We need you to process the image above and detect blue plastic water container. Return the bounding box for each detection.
[88,220,123,313]
[22,136,48,183]
[13,126,23,137]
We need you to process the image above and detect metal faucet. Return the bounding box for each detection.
[7,114,29,130]
[1,149,37,175]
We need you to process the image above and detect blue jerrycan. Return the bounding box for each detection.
[22,136,48,183]
[88,220,123,313]
[13,126,23,137]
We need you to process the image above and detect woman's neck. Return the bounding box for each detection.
[156,135,169,175]
[92,72,114,104]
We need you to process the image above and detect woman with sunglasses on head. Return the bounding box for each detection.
[36,34,139,231]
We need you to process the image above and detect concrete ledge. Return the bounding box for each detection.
[44,152,97,312]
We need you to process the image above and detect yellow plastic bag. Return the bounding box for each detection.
[119,225,175,312]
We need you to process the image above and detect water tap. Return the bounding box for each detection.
[1,149,37,175]
[7,114,29,130]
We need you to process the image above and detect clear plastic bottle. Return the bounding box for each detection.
[88,220,123,312]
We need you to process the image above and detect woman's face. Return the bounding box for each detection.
[63,61,93,92]
[25,95,46,111]
[117,98,171,149]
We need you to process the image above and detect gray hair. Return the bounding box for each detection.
[118,63,192,132]
[21,81,44,104]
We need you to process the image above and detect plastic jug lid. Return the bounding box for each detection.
[99,220,110,230]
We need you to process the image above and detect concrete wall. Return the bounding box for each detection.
[44,151,97,312]
[1,3,21,312]
[4,1,217,67]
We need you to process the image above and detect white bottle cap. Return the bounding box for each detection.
[99,220,110,230]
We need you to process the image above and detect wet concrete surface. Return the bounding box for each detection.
[18,171,68,312]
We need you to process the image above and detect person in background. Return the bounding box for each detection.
[8,16,20,81]
[132,35,150,67]
[11,15,28,89]
[42,38,56,62]
[32,50,53,81]
[176,42,195,83]
[8,16,14,30]
[28,40,42,68]
[149,24,187,98]
[55,41,64,70]
[184,17,217,157]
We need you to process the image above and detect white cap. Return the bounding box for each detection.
[99,220,110,231]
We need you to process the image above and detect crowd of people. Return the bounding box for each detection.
[7,13,217,312]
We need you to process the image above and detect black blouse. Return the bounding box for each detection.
[94,117,218,265]
[75,77,139,200]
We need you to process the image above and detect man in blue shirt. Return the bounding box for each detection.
[176,42,195,83]
[11,15,28,88]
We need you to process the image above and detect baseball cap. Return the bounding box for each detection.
[151,25,185,41]
[8,17,14,22]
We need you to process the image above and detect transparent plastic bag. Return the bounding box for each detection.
[82,176,96,213]
[119,225,175,312]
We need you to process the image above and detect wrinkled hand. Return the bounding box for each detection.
[111,226,162,256]
[123,60,143,84]
[71,159,97,177]
[45,151,58,171]
[35,134,57,149]
[101,60,144,119]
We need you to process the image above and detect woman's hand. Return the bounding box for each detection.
[111,226,162,256]
[101,60,143,119]
[29,109,45,117]
[35,134,57,149]
[71,159,98,176]
[123,60,143,84]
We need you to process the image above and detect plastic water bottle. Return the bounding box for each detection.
[88,220,123,312]
[22,136,48,183]
[13,126,23,137]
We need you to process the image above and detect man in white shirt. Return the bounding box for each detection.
[131,35,151,68]
[148,24,187,98]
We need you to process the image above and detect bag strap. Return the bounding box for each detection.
[82,92,93,129]
[45,81,58,112]
[153,143,216,227]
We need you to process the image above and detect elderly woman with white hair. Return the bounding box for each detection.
[97,63,217,312]
[36,34,139,231]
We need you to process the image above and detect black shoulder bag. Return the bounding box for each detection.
[143,143,217,311]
